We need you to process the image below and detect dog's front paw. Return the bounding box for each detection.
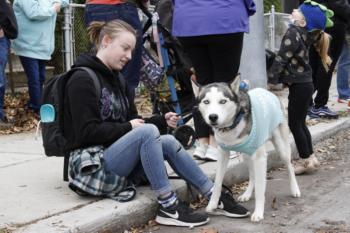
[206,201,218,213]
[291,187,301,198]
[205,206,215,213]
[238,193,252,202]
[251,210,264,222]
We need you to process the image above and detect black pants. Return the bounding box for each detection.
[288,82,314,158]
[310,23,346,108]
[179,33,244,138]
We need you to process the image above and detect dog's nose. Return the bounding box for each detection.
[209,114,218,123]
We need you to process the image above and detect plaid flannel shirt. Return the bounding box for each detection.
[69,145,136,202]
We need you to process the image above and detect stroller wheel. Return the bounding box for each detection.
[173,125,195,150]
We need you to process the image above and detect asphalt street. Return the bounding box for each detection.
[137,128,350,233]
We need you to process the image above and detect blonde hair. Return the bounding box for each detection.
[87,20,137,49]
[315,32,332,71]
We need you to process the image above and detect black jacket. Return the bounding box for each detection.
[63,54,167,152]
[268,25,317,85]
[0,0,18,39]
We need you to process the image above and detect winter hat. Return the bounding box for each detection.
[299,0,334,31]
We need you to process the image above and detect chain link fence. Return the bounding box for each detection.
[50,4,89,74]
[264,6,291,52]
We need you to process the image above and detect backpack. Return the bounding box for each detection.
[41,67,101,181]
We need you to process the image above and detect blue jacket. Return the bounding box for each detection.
[172,0,256,37]
[12,0,68,60]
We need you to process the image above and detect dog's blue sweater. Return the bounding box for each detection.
[218,88,284,156]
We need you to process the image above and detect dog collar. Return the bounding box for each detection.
[218,109,245,132]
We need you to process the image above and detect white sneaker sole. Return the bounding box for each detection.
[155,216,209,227]
[207,209,250,218]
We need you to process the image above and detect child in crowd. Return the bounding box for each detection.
[336,28,350,106]
[268,0,333,175]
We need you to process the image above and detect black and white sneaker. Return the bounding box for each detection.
[155,200,209,227]
[211,190,250,218]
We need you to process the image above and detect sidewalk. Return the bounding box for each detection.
[1,78,349,233]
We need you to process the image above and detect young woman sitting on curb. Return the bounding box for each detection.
[63,19,249,227]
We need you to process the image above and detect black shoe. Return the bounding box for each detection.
[155,200,209,227]
[213,189,250,218]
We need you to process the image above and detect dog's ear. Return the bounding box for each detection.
[190,75,201,97]
[229,75,241,94]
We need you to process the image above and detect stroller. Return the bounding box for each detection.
[139,1,196,149]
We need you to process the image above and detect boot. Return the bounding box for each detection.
[294,155,319,175]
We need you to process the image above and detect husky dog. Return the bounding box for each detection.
[191,77,301,222]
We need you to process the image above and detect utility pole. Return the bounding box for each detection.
[239,0,266,88]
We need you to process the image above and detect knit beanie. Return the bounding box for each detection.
[299,0,334,31]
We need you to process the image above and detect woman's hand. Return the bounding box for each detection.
[129,119,145,129]
[165,112,180,128]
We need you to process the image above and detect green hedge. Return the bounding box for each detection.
[264,0,283,13]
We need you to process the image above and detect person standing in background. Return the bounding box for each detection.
[302,0,350,119]
[84,0,147,101]
[12,0,69,114]
[172,0,256,161]
[336,3,350,107]
[0,0,18,129]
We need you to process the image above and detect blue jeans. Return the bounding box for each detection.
[103,124,213,197]
[0,37,10,120]
[19,56,46,111]
[337,42,350,99]
[84,3,142,91]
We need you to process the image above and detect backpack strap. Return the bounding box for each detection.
[63,67,101,182]
[63,154,70,181]
[75,67,102,100]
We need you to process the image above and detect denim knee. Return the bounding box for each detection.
[161,135,183,154]
[136,124,160,141]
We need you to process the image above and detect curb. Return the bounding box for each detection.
[14,117,350,233]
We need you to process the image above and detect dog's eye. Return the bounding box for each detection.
[203,100,210,104]
[219,100,227,104]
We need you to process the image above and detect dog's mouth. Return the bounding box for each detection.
[209,122,219,127]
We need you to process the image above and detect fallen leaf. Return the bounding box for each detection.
[199,227,218,233]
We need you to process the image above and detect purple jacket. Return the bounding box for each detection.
[172,0,256,37]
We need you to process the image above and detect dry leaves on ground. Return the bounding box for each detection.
[0,91,154,135]
[0,92,39,135]
[199,227,219,233]
[135,94,153,117]
[124,220,159,233]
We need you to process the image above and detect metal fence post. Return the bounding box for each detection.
[63,4,73,71]
[270,5,275,52]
